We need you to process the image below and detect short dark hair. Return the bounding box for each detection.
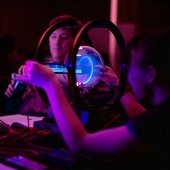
[48,15,82,36]
[128,28,170,86]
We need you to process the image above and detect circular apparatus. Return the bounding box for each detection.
[68,18,126,109]
[35,18,127,129]
[35,18,126,112]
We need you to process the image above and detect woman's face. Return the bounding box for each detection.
[49,27,74,63]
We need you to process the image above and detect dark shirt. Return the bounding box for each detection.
[128,97,170,169]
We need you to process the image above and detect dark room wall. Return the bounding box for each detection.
[1,0,170,59]
[118,0,170,33]
[0,0,110,52]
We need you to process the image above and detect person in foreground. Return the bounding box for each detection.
[11,29,170,168]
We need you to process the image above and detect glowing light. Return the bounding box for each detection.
[77,56,93,85]
[75,46,104,87]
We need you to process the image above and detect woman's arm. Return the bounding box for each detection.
[12,60,148,157]
[40,77,147,157]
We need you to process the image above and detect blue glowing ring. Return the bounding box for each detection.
[75,45,104,86]
[77,56,93,85]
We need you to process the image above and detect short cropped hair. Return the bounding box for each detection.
[48,15,82,36]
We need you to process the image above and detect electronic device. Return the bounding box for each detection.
[44,45,104,88]
[44,63,82,74]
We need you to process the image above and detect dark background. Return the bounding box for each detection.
[0,0,170,54]
[0,0,110,52]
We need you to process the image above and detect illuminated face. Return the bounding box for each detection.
[49,27,74,63]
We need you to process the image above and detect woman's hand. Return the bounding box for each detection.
[96,65,119,85]
[5,80,15,97]
[11,60,56,89]
[5,65,25,97]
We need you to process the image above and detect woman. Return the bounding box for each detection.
[11,28,170,168]
[5,15,82,114]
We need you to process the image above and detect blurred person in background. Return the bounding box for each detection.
[5,15,82,115]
